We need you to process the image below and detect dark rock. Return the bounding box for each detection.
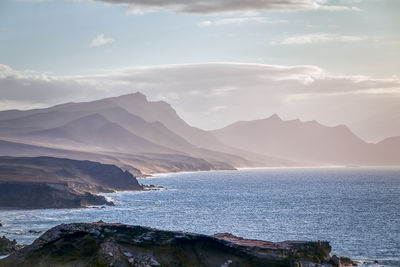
[27,230,42,235]
[0,156,143,209]
[0,236,23,256]
[0,222,354,267]
[0,156,142,191]
[0,182,113,209]
[340,256,357,266]
[329,255,340,266]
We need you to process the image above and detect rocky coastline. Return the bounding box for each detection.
[0,235,24,256]
[0,156,143,209]
[0,222,357,267]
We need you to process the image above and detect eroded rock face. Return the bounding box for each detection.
[0,222,356,267]
[0,182,114,209]
[0,156,142,209]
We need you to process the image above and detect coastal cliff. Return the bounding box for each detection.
[0,222,356,267]
[0,156,142,209]
[0,182,113,209]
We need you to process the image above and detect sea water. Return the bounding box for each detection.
[0,167,399,266]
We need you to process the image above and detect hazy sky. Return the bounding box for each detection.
[0,0,399,142]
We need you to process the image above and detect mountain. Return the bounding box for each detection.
[109,93,222,149]
[24,113,178,154]
[0,139,235,176]
[373,136,400,165]
[0,93,261,173]
[0,92,218,150]
[1,93,396,171]
[212,114,400,166]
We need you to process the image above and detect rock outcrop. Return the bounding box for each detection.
[0,156,142,209]
[0,236,23,256]
[0,182,113,209]
[0,222,356,267]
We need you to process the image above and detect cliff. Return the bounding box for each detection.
[0,222,356,266]
[0,156,142,209]
[0,182,113,209]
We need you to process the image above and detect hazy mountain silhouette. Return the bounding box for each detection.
[25,114,178,154]
[0,93,398,173]
[372,136,400,165]
[0,93,260,173]
[212,114,400,166]
[0,137,239,176]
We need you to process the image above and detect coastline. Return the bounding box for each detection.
[147,164,400,178]
[1,168,400,265]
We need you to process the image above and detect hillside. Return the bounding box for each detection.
[0,93,257,173]
[0,93,398,171]
[212,114,400,166]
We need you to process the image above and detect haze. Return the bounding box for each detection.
[0,0,399,142]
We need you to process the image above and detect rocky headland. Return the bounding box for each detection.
[0,222,357,267]
[0,156,143,209]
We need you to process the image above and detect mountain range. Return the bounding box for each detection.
[0,92,398,175]
[212,114,400,166]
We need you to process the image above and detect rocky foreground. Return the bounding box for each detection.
[0,235,23,256]
[0,222,356,267]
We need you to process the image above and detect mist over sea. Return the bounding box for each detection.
[1,168,399,266]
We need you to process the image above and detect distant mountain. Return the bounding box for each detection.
[0,91,255,173]
[0,93,262,172]
[0,138,237,176]
[0,92,219,150]
[1,93,397,172]
[373,136,400,165]
[24,113,178,154]
[109,93,222,150]
[212,114,400,166]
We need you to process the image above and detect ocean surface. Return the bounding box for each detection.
[0,167,399,266]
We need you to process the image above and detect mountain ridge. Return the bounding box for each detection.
[212,113,399,166]
[0,93,398,172]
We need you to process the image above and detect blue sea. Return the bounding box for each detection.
[1,167,399,266]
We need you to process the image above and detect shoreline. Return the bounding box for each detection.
[143,164,400,178]
[1,168,399,266]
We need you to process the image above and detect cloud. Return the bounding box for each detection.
[91,0,360,14]
[270,33,366,45]
[0,62,399,142]
[90,34,115,47]
[198,17,287,27]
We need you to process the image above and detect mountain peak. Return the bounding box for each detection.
[112,92,148,103]
[268,113,281,121]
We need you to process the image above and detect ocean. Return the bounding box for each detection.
[0,167,399,266]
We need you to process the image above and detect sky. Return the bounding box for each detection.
[0,0,399,142]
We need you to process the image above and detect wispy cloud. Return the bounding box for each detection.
[270,33,366,45]
[91,0,360,14]
[198,17,287,27]
[90,34,115,47]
